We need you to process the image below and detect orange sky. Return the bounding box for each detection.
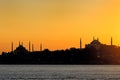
[0,0,120,53]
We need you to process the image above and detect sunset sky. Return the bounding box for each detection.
[0,0,120,53]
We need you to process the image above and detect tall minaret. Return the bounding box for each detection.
[111,37,113,46]
[93,36,95,41]
[29,41,31,52]
[80,38,82,49]
[40,43,42,51]
[19,41,20,46]
[32,44,34,52]
[11,42,13,52]
[97,37,99,41]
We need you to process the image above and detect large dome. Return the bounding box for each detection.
[14,45,28,54]
[90,40,101,45]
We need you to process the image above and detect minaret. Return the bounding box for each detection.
[93,36,95,41]
[97,37,99,41]
[111,37,113,46]
[32,44,34,52]
[11,42,13,52]
[80,38,82,49]
[29,41,31,52]
[19,41,20,46]
[40,43,42,51]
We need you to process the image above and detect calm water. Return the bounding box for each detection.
[0,65,120,80]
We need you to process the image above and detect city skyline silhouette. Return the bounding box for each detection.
[1,0,120,54]
[0,37,116,54]
[1,37,120,64]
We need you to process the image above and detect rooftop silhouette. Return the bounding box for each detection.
[0,37,120,64]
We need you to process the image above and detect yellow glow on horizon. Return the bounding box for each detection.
[0,0,120,53]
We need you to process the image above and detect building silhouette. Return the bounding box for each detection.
[19,41,20,46]
[40,43,42,51]
[85,38,102,50]
[111,37,113,46]
[80,38,82,49]
[29,41,31,52]
[1,37,120,64]
[11,42,13,52]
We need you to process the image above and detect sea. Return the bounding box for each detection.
[0,65,120,80]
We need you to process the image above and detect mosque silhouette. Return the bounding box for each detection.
[0,37,120,64]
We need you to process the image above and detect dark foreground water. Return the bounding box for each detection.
[0,65,120,80]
